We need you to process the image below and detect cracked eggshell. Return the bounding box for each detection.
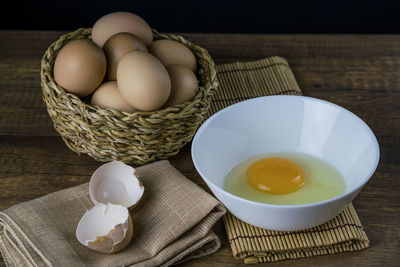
[89,161,144,210]
[76,203,133,253]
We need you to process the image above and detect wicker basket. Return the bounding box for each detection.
[41,28,218,165]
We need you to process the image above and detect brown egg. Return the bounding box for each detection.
[148,40,197,72]
[54,39,106,97]
[103,32,148,81]
[165,65,198,107]
[92,12,153,47]
[91,81,136,113]
[117,51,171,111]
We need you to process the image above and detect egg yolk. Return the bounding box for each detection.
[246,158,306,194]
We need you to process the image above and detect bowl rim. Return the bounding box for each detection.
[191,95,380,209]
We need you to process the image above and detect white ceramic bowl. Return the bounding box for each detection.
[191,95,379,231]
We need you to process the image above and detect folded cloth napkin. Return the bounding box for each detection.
[0,160,226,267]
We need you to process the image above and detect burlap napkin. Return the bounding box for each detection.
[0,160,226,266]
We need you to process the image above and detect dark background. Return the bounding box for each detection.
[2,0,399,33]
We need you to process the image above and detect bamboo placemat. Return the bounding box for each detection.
[208,56,301,117]
[211,56,369,263]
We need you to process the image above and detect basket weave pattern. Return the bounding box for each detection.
[41,28,218,164]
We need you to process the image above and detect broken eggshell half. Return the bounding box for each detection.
[76,161,144,253]
[89,161,144,211]
[76,203,133,253]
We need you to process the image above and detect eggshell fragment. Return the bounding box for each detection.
[117,51,171,111]
[103,32,148,80]
[91,81,137,113]
[89,161,144,211]
[164,65,198,107]
[76,203,133,254]
[148,39,197,72]
[92,12,153,47]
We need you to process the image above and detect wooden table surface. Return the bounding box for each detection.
[0,31,399,266]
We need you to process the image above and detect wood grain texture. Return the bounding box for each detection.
[0,31,399,266]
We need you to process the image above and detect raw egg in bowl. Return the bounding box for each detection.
[191,95,379,231]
